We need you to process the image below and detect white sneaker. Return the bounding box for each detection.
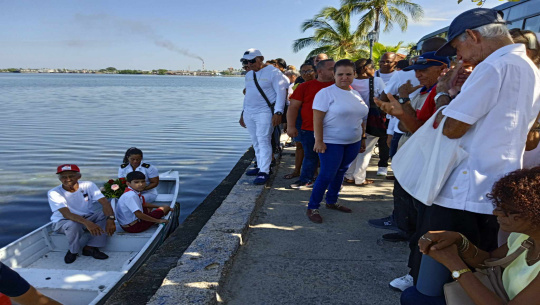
[389,274,413,292]
[377,167,388,176]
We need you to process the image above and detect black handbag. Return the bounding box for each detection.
[365,77,388,137]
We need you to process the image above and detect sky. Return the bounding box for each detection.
[0,0,503,71]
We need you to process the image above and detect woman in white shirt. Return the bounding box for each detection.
[306,59,369,223]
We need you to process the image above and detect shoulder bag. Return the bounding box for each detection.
[253,71,282,154]
[444,238,533,305]
[365,77,388,137]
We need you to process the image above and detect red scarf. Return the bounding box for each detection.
[124,187,146,206]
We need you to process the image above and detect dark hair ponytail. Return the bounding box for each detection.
[123,147,143,164]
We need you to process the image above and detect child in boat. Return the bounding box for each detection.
[116,171,170,233]
[48,164,116,264]
[118,147,159,203]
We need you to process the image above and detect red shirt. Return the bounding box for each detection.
[416,84,438,123]
[289,80,334,131]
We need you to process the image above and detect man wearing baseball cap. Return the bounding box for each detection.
[240,48,289,184]
[48,164,116,264]
[399,8,540,301]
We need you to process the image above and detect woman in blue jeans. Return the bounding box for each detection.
[306,59,369,223]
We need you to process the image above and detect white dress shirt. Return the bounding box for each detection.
[435,44,540,214]
[243,65,289,114]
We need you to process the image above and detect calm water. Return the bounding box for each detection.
[0,73,250,247]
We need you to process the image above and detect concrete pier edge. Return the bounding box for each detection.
[146,146,279,305]
[105,146,263,304]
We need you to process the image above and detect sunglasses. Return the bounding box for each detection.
[412,58,447,66]
[241,58,257,65]
[300,69,314,74]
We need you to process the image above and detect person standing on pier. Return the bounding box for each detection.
[241,48,289,185]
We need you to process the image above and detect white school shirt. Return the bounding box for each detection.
[435,44,540,215]
[243,65,289,114]
[385,70,422,134]
[118,163,159,197]
[48,181,105,223]
[375,70,395,85]
[313,84,369,145]
[115,188,143,226]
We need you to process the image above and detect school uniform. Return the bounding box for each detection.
[118,163,159,203]
[48,181,108,254]
[116,187,164,233]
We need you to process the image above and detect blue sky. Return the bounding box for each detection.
[0,0,501,71]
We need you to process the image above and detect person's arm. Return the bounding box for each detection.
[97,197,116,236]
[133,210,167,224]
[57,207,104,236]
[360,121,367,153]
[374,94,424,133]
[313,110,327,153]
[525,114,540,151]
[271,71,289,126]
[286,99,302,138]
[144,177,159,191]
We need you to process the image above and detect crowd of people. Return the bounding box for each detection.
[240,7,540,305]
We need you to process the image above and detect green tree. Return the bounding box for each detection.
[371,41,403,67]
[341,0,424,40]
[292,6,369,60]
[105,67,117,73]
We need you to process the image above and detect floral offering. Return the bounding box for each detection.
[102,177,127,198]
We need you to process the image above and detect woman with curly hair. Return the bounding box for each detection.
[401,166,540,304]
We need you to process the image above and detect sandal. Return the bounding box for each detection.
[343,178,355,184]
[283,172,300,179]
[358,179,375,186]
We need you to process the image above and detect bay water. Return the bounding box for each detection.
[0,73,250,247]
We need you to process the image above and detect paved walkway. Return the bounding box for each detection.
[220,144,410,305]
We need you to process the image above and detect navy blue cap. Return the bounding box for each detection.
[403,52,450,71]
[435,8,506,57]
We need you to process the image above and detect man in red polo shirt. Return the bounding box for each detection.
[286,59,335,189]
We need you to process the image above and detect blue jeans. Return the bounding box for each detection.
[308,141,362,209]
[299,130,318,183]
[401,286,446,305]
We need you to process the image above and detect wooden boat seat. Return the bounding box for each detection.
[16,268,123,291]
[155,194,175,203]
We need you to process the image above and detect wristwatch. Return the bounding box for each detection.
[107,215,116,221]
[435,92,451,102]
[398,97,410,104]
[451,268,471,280]
[275,112,283,115]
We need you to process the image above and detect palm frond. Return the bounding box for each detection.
[292,37,318,53]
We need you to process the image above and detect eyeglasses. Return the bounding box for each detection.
[59,174,78,180]
[300,69,314,74]
[241,58,257,65]
[412,58,448,66]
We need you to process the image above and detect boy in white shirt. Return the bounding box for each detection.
[116,171,170,233]
[48,164,116,264]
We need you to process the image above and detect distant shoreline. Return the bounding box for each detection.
[0,71,244,77]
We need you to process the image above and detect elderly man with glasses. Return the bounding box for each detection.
[240,48,289,185]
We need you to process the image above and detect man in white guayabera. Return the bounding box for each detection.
[241,48,289,185]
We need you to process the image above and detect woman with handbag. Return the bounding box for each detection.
[401,166,540,305]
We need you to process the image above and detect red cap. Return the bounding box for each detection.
[56,164,80,174]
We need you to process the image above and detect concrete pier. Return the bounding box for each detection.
[106,140,410,304]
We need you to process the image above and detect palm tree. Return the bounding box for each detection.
[371,41,403,67]
[341,0,424,41]
[292,6,369,60]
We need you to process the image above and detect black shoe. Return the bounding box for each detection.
[82,247,109,260]
[64,250,78,264]
[382,232,409,242]
[367,215,400,231]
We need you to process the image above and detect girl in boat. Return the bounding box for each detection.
[118,147,159,203]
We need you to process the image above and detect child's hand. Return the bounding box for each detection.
[158,219,169,224]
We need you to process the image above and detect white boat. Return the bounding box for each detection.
[0,171,180,305]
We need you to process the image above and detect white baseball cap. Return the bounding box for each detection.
[241,48,263,61]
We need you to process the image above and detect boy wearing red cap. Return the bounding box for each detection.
[48,164,116,264]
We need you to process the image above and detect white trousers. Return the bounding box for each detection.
[344,134,379,184]
[244,111,273,174]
